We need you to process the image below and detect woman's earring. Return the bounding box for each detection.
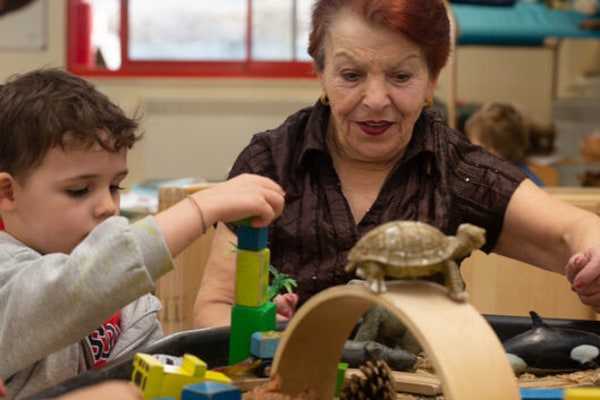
[423,96,433,108]
[320,92,330,106]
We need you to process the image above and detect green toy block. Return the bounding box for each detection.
[234,217,255,227]
[335,362,348,397]
[229,302,276,365]
[235,249,270,307]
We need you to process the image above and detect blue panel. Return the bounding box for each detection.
[451,2,600,45]
[520,387,564,400]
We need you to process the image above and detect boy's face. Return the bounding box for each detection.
[6,134,128,255]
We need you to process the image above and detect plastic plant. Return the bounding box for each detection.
[267,265,297,300]
[228,242,297,300]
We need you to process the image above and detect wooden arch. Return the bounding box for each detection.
[271,280,520,400]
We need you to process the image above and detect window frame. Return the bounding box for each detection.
[66,0,317,79]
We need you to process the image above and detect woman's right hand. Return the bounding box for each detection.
[273,293,298,321]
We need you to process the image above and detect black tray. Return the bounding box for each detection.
[24,314,600,399]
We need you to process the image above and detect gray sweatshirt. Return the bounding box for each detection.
[0,216,175,399]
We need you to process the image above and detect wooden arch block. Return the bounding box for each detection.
[271,280,520,400]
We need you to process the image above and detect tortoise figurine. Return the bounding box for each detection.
[345,221,486,301]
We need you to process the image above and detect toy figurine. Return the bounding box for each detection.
[341,340,417,372]
[503,311,600,375]
[352,302,421,355]
[345,221,485,301]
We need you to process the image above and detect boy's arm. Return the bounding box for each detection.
[153,174,284,258]
[0,217,172,380]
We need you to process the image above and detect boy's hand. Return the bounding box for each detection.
[55,381,142,400]
[194,174,285,228]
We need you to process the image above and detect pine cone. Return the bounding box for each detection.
[339,360,396,400]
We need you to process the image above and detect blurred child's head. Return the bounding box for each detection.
[464,102,529,163]
[0,68,141,183]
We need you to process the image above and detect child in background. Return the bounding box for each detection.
[0,68,285,399]
[464,102,545,186]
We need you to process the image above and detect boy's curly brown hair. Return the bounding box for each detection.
[0,68,142,181]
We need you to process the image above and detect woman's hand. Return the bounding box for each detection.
[273,293,298,321]
[567,245,600,312]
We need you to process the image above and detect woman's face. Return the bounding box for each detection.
[318,8,438,166]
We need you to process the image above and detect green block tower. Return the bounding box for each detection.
[228,222,276,365]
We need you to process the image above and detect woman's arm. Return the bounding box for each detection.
[193,223,238,328]
[193,221,299,328]
[494,179,600,309]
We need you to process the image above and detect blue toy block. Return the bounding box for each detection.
[520,388,564,399]
[237,225,268,251]
[181,381,241,400]
[250,331,281,359]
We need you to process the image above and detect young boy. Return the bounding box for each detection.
[0,68,285,399]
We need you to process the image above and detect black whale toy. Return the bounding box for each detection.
[503,311,600,375]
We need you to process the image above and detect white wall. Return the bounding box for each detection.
[1,0,597,185]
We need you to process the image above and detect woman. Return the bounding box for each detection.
[194,0,600,328]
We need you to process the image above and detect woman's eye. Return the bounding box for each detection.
[393,73,411,83]
[67,188,89,197]
[341,71,361,81]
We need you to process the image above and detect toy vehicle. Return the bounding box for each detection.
[131,353,230,400]
[250,331,281,377]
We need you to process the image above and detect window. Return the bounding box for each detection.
[67,0,316,78]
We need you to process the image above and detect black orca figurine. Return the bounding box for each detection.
[503,311,600,375]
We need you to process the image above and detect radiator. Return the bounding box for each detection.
[141,95,311,181]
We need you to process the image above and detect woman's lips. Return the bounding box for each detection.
[358,121,392,136]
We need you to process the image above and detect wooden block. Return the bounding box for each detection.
[237,226,268,251]
[229,302,276,365]
[520,388,564,399]
[235,249,270,307]
[565,387,600,399]
[271,281,520,399]
[250,331,281,359]
[345,368,442,396]
[181,381,241,400]
[336,362,348,397]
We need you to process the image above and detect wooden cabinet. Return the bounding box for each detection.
[461,187,600,320]
[155,184,217,335]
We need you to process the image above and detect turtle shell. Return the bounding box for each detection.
[348,221,456,267]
